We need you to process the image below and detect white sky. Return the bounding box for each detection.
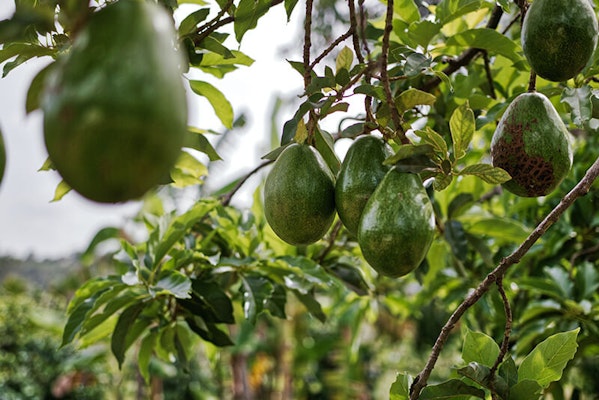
[0,3,305,258]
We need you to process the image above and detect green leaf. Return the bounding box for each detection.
[184,127,222,161]
[170,151,208,188]
[186,317,234,346]
[446,28,522,63]
[191,279,235,324]
[25,62,52,113]
[458,163,511,184]
[433,173,453,191]
[396,88,437,114]
[414,127,448,157]
[314,128,340,175]
[393,0,420,23]
[462,328,500,367]
[389,373,413,400]
[335,46,354,72]
[189,80,234,128]
[463,217,530,243]
[420,379,485,399]
[518,328,580,388]
[197,35,235,59]
[138,330,159,384]
[436,0,485,24]
[150,270,192,299]
[234,0,271,42]
[62,298,97,347]
[384,143,435,165]
[0,42,54,65]
[292,289,326,322]
[241,275,274,324]
[284,0,300,20]
[509,380,543,400]
[153,200,217,265]
[50,180,72,202]
[450,102,474,160]
[178,8,210,36]
[111,302,146,368]
[560,86,592,127]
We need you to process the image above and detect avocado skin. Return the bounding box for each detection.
[42,0,187,203]
[357,169,435,278]
[491,92,572,197]
[0,131,5,186]
[335,135,392,235]
[522,0,598,82]
[264,143,336,245]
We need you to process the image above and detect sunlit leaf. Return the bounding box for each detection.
[450,102,474,160]
[420,379,485,399]
[518,328,580,388]
[462,328,500,367]
[459,163,511,184]
[389,373,413,400]
[189,80,234,128]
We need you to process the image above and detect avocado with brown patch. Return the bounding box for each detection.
[491,91,572,197]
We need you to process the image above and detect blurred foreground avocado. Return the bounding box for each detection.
[42,0,187,203]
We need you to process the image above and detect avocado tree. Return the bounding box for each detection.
[2,0,599,398]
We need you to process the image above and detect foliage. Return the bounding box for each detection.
[3,0,599,399]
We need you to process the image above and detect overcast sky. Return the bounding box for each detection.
[0,3,304,259]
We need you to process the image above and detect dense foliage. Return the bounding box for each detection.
[2,0,599,398]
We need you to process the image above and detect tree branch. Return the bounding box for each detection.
[420,5,503,93]
[410,155,599,399]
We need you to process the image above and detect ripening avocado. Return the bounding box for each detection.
[0,130,5,187]
[335,135,392,235]
[264,143,336,245]
[42,0,187,203]
[521,0,598,82]
[357,169,435,278]
[491,92,572,197]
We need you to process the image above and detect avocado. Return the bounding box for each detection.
[357,169,435,278]
[335,135,392,235]
[264,143,336,245]
[42,0,187,203]
[491,92,572,197]
[0,130,5,187]
[521,0,598,82]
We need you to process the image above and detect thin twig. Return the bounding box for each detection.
[193,0,285,45]
[220,160,273,206]
[420,5,503,93]
[488,277,512,399]
[303,0,314,88]
[348,0,365,65]
[309,28,354,70]
[482,51,497,99]
[409,156,599,399]
[528,70,537,92]
[379,0,408,143]
[318,220,343,264]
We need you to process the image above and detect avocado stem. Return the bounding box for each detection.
[527,70,537,92]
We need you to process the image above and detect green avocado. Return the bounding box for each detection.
[521,0,598,82]
[357,169,435,278]
[264,143,336,245]
[0,130,5,187]
[491,92,572,197]
[42,0,187,203]
[335,135,392,236]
